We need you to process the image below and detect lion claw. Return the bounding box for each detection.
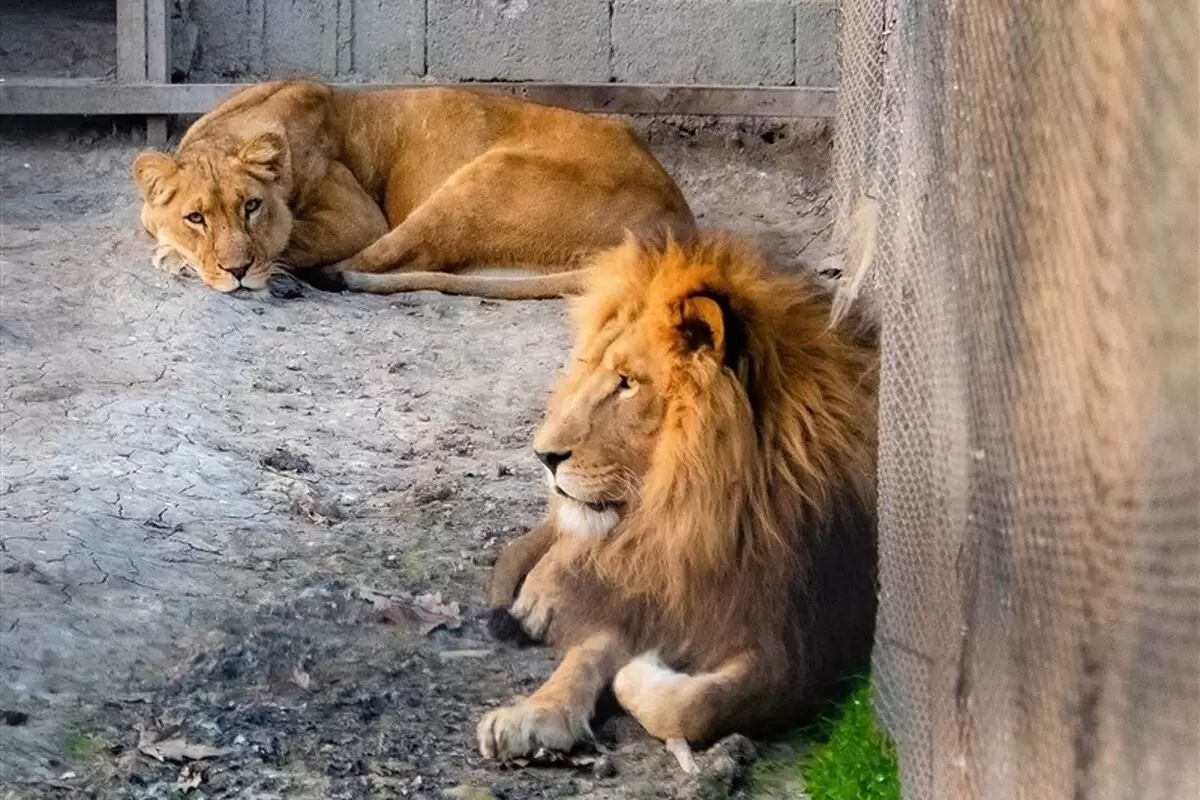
[477,700,589,761]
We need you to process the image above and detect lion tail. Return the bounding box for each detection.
[341,269,586,300]
[829,194,879,327]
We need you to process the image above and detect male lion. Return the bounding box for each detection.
[479,232,879,763]
[132,81,693,298]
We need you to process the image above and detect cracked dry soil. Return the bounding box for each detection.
[0,117,835,799]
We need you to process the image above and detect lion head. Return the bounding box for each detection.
[132,132,294,293]
[533,232,878,612]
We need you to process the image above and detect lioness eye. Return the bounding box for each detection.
[184,211,205,225]
[244,198,262,217]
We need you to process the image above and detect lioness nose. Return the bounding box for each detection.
[224,261,253,280]
[535,449,571,473]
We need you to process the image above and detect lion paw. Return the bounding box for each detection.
[511,585,556,641]
[476,699,590,761]
[486,607,536,647]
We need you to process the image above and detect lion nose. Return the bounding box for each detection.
[223,261,253,280]
[535,449,571,474]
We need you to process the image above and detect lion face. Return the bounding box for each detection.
[132,133,293,293]
[534,333,665,537]
[534,257,735,539]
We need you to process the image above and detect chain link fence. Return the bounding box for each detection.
[831,0,1200,797]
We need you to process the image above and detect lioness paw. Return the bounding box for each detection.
[151,244,191,277]
[267,270,305,300]
[304,265,348,293]
[476,700,589,761]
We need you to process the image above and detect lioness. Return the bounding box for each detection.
[132,81,693,299]
[480,232,879,761]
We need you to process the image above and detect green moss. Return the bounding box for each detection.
[796,678,900,800]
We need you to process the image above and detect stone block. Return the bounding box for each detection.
[427,0,609,82]
[348,0,424,81]
[612,0,795,86]
[795,0,837,87]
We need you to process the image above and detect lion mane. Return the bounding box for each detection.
[481,232,880,755]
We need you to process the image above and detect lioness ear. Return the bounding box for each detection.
[678,295,727,360]
[238,132,288,180]
[132,151,178,205]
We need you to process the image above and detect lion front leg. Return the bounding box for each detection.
[477,631,628,761]
[486,519,557,645]
[282,162,389,290]
[504,531,592,643]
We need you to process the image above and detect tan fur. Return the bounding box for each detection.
[478,232,880,761]
[132,81,694,298]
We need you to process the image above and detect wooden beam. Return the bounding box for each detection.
[0,80,836,119]
[144,0,171,145]
[115,0,172,145]
[115,0,148,85]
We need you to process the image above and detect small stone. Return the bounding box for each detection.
[260,447,312,473]
[592,754,617,779]
[696,734,758,799]
[2,710,29,726]
[442,784,497,800]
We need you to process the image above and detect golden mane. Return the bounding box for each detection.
[572,232,879,617]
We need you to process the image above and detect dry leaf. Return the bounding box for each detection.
[502,748,598,771]
[291,665,312,690]
[413,592,462,630]
[357,586,393,611]
[175,766,203,792]
[356,586,462,635]
[138,731,232,763]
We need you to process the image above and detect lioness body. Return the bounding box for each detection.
[133,81,694,298]
[479,233,879,759]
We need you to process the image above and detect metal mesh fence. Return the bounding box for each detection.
[831,0,1200,798]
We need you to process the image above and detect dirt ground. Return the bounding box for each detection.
[0,114,834,799]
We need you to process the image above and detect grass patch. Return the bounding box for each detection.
[65,728,109,761]
[796,677,900,800]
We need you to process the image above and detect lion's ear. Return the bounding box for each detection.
[678,295,727,360]
[238,132,288,181]
[132,151,178,205]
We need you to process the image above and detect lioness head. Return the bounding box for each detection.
[534,235,752,539]
[132,132,293,293]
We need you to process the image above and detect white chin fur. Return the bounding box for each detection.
[556,500,619,538]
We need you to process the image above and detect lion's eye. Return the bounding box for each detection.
[617,374,640,398]
[244,198,262,217]
[184,211,205,225]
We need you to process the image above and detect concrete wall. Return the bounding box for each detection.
[171,0,838,87]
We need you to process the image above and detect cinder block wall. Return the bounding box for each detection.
[171,0,838,87]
